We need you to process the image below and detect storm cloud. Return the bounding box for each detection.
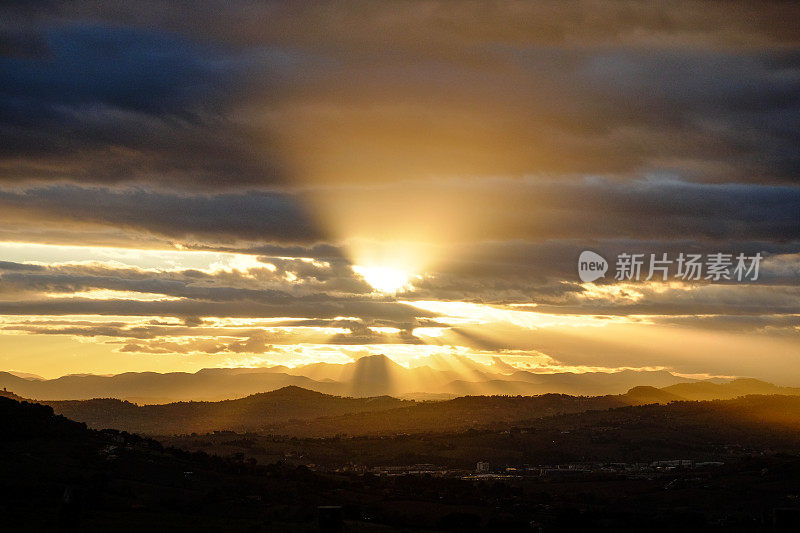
[1,2,799,188]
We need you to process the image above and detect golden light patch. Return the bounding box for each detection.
[352,265,414,294]
[46,289,182,301]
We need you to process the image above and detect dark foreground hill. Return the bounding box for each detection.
[5,394,800,531]
[0,395,349,532]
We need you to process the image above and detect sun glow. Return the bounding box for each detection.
[352,265,413,294]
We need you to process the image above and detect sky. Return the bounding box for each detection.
[0,1,798,382]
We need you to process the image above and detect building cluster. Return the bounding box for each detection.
[309,459,725,479]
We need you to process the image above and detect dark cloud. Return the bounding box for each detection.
[0,261,45,272]
[309,177,800,243]
[1,240,797,322]
[0,23,293,186]
[248,243,346,259]
[413,240,800,300]
[0,178,797,247]
[0,298,429,322]
[0,185,323,243]
[8,1,799,54]
[648,314,800,334]
[0,3,798,188]
[0,258,374,300]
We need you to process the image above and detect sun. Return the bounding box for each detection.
[352,265,413,294]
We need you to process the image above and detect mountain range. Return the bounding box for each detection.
[0,354,701,402]
[15,375,797,436]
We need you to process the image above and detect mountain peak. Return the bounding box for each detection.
[263,385,329,398]
[623,386,684,405]
[350,354,403,396]
[729,377,769,385]
[354,353,397,364]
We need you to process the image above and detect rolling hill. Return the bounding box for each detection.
[35,385,690,437]
[15,376,799,437]
[45,385,410,435]
[662,378,800,400]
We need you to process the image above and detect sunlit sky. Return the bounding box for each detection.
[0,1,798,383]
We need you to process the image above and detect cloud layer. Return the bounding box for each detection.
[0,1,797,381]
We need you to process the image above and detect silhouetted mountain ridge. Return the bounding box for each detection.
[28,375,800,437]
[621,385,686,405]
[0,355,699,402]
[663,377,800,400]
[0,395,87,440]
[44,385,411,434]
